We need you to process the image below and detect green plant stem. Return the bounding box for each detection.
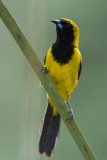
[0,1,97,160]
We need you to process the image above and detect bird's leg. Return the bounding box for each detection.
[66,101,74,120]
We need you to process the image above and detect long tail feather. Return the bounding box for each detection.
[39,102,61,157]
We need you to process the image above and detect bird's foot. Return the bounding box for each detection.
[41,66,48,73]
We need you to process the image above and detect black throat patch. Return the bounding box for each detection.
[52,41,75,64]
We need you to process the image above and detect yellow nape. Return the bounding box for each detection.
[61,18,79,47]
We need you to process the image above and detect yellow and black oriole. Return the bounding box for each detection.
[39,18,82,157]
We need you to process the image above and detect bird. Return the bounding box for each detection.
[39,18,82,158]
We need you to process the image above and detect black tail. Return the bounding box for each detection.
[39,102,61,157]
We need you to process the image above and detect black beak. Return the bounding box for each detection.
[51,19,61,24]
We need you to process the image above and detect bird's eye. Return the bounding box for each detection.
[66,23,71,28]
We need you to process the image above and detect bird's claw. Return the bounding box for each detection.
[41,66,48,73]
[66,112,74,121]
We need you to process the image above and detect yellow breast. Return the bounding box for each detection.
[45,47,82,102]
[45,48,82,115]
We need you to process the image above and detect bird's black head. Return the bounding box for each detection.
[51,18,79,46]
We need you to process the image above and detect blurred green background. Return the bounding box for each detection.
[0,0,107,160]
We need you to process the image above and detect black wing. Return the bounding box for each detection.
[44,55,46,65]
[78,61,82,80]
